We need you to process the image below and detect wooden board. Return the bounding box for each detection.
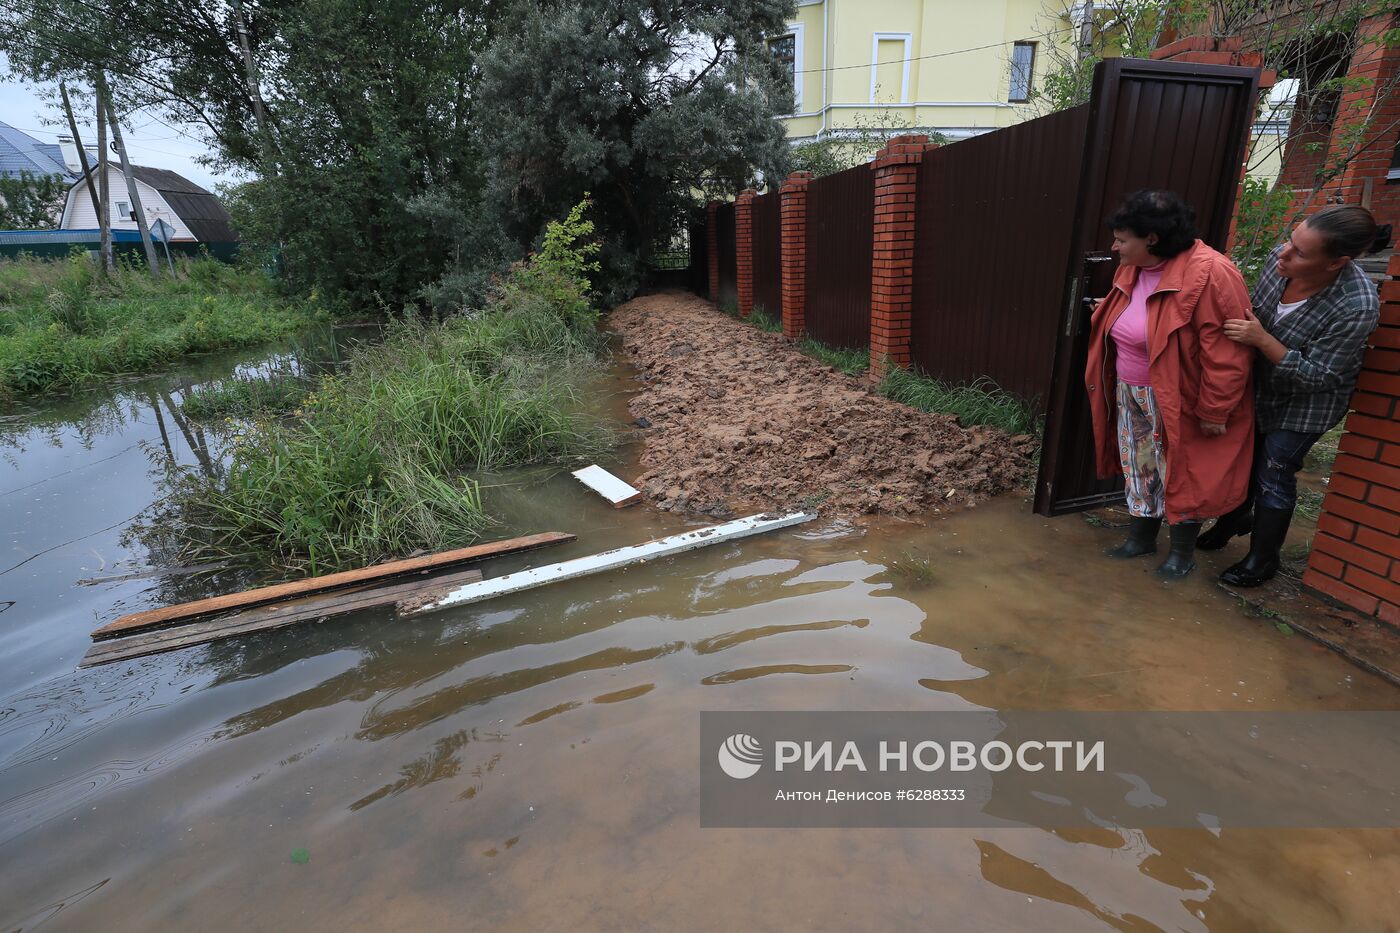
[571,464,642,508]
[82,567,483,667]
[90,531,574,641]
[404,511,817,615]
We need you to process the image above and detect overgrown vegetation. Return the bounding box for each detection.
[162,203,613,575]
[0,170,67,228]
[789,111,951,178]
[0,253,320,403]
[879,367,1040,435]
[886,549,935,587]
[748,306,783,333]
[1232,176,1296,288]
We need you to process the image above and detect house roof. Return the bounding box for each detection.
[0,120,77,180]
[130,166,238,242]
[70,163,239,242]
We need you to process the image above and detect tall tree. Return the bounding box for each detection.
[474,0,797,300]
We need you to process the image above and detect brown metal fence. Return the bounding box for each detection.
[715,203,737,308]
[910,105,1091,406]
[751,192,782,319]
[688,218,709,295]
[805,164,874,349]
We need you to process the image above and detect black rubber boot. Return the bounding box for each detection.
[1197,503,1252,551]
[1155,522,1201,579]
[1220,506,1294,588]
[1105,516,1162,559]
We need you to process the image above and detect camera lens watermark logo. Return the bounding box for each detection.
[718,733,763,779]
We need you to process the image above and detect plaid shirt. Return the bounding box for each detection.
[1251,244,1380,434]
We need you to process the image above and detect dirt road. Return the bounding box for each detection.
[609,291,1035,519]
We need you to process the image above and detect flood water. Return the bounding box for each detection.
[3,338,1400,931]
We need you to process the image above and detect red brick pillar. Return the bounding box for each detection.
[869,134,932,379]
[735,189,756,318]
[705,202,720,301]
[1314,12,1400,231]
[1304,254,1400,624]
[779,171,812,340]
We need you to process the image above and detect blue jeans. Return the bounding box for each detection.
[1247,429,1324,512]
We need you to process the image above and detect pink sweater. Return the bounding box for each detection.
[1110,261,1166,386]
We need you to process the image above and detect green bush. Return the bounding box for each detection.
[880,366,1040,435]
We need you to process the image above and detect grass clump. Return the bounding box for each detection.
[182,374,311,421]
[749,305,783,333]
[886,549,935,587]
[0,252,321,403]
[879,366,1039,435]
[798,335,869,375]
[165,200,613,575]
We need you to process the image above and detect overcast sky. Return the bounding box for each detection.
[0,66,231,191]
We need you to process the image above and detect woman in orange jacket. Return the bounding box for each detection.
[1084,190,1255,578]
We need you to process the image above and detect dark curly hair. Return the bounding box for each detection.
[1106,190,1199,259]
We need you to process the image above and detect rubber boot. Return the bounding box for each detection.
[1155,522,1201,579]
[1197,503,1252,551]
[1220,506,1293,588]
[1105,516,1161,559]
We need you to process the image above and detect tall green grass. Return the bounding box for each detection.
[879,366,1040,435]
[0,252,320,402]
[165,202,613,575]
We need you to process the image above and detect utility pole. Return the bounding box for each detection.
[59,81,101,222]
[231,0,278,176]
[100,80,163,277]
[1076,1,1097,64]
[95,78,112,274]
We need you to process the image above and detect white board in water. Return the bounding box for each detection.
[572,464,642,507]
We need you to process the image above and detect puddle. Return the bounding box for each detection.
[2,341,1399,930]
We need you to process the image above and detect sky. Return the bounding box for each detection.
[0,66,231,191]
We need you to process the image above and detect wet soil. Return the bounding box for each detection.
[609,291,1036,519]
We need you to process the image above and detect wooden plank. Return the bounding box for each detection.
[90,531,574,640]
[82,567,483,667]
[403,511,817,616]
[571,464,642,508]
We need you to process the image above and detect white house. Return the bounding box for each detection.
[59,151,237,243]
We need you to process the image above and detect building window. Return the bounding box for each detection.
[769,34,797,113]
[116,201,129,220]
[1010,42,1036,103]
[869,33,912,104]
[1388,133,1399,182]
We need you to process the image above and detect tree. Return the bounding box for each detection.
[0,170,67,228]
[1027,1,1171,114]
[473,0,797,302]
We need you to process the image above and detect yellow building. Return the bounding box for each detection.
[767,1,1091,150]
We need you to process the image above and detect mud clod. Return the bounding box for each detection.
[609,291,1034,519]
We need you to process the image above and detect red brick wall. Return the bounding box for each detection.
[868,134,933,378]
[735,189,756,318]
[1304,254,1400,625]
[779,172,811,340]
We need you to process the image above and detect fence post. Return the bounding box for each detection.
[869,134,932,379]
[1303,254,1400,624]
[706,202,720,301]
[736,189,756,318]
[779,171,812,340]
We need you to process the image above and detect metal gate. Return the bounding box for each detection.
[752,192,782,318]
[716,203,737,308]
[1033,58,1259,516]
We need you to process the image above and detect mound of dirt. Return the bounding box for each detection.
[608,291,1036,520]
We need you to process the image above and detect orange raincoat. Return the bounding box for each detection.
[1084,239,1255,523]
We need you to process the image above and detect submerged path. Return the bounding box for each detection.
[610,291,1036,519]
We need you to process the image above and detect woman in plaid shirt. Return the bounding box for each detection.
[1200,206,1383,586]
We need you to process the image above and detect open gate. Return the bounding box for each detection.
[1033,58,1259,515]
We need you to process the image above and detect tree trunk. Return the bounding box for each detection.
[100,80,163,278]
[59,81,101,223]
[95,81,112,274]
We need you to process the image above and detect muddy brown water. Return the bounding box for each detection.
[2,338,1400,931]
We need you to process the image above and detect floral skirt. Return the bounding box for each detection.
[1115,381,1165,519]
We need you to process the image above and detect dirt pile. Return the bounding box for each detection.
[608,291,1036,520]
